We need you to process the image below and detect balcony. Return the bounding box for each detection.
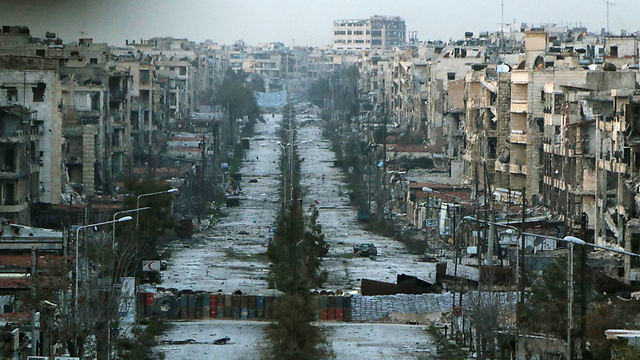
[544,113,562,127]
[509,164,528,175]
[511,71,529,84]
[109,89,126,102]
[64,155,83,165]
[510,131,527,144]
[0,202,28,214]
[495,160,510,172]
[511,101,528,113]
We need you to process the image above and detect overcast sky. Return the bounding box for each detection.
[1,0,638,47]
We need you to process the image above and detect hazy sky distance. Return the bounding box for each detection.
[2,0,638,47]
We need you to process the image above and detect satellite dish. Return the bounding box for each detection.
[105,61,117,71]
[496,64,510,73]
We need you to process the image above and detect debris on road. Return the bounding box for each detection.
[213,337,231,345]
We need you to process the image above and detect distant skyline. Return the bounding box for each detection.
[1,0,638,47]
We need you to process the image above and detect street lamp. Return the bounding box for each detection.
[113,207,150,249]
[136,189,178,230]
[75,216,133,312]
[277,140,313,203]
[558,235,640,360]
[460,218,640,359]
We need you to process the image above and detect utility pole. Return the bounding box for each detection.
[291,188,299,293]
[31,249,37,356]
[381,98,388,221]
[520,186,526,305]
[200,134,206,221]
[580,214,587,360]
[568,241,575,360]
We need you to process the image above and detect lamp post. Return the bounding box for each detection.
[75,216,133,312]
[112,207,150,249]
[459,218,640,359]
[136,189,178,230]
[277,140,312,204]
[560,235,640,360]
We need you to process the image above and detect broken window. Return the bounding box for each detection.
[140,70,150,84]
[610,46,618,58]
[180,66,186,76]
[5,87,18,102]
[90,58,98,64]
[554,94,564,114]
[131,111,139,130]
[90,92,100,111]
[488,137,497,158]
[4,183,14,205]
[32,82,46,102]
[1,145,15,172]
[36,49,45,57]
[447,72,455,80]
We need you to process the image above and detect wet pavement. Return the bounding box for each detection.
[157,110,442,358]
[163,113,437,294]
[157,320,436,360]
[161,115,282,294]
[296,122,437,289]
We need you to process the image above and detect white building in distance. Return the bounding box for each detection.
[333,16,406,51]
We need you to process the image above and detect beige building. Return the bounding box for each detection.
[0,106,42,223]
[0,64,63,207]
[333,16,406,51]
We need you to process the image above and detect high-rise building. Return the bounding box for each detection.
[332,16,406,51]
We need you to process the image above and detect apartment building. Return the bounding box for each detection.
[0,65,63,207]
[333,16,406,51]
[0,106,42,223]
